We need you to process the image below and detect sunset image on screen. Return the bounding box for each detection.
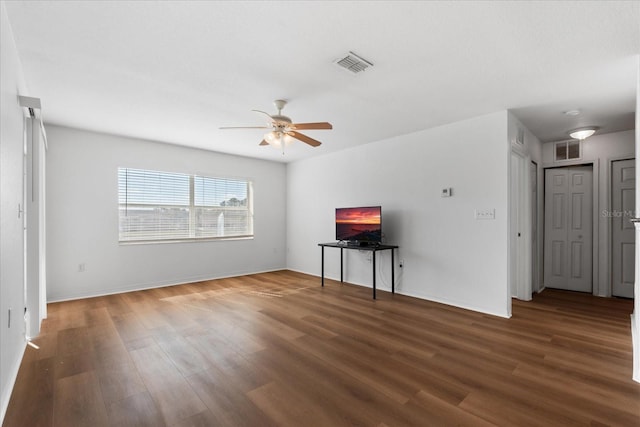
[336,207,381,224]
[336,207,381,242]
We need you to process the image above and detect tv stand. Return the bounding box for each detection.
[318,242,399,299]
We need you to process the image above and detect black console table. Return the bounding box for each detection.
[318,242,399,299]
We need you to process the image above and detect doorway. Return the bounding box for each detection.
[611,158,635,298]
[543,165,593,293]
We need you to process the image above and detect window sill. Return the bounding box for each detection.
[118,236,254,246]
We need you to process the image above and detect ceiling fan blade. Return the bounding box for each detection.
[289,131,322,147]
[252,110,275,121]
[219,126,271,129]
[259,139,269,146]
[291,122,333,130]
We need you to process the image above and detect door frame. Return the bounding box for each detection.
[608,155,636,298]
[542,159,599,296]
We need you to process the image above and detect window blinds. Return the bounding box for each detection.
[118,168,252,242]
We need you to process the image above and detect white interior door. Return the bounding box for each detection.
[25,117,46,338]
[544,166,593,292]
[531,161,539,292]
[510,153,520,298]
[510,150,531,300]
[612,159,635,298]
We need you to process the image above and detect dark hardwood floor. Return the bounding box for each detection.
[3,270,639,426]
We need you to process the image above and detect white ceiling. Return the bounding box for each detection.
[4,1,639,163]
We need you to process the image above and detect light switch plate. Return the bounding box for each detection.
[475,208,495,220]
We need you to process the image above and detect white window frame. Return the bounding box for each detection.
[118,167,253,243]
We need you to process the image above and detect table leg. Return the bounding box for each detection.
[321,246,325,287]
[372,250,376,299]
[340,247,344,282]
[391,248,395,294]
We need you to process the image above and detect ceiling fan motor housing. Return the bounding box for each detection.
[271,115,292,124]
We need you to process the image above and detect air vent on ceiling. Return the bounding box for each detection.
[334,51,373,74]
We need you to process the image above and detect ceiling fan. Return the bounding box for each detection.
[220,100,332,154]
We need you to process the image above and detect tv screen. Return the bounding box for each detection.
[336,206,382,243]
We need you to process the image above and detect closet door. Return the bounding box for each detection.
[544,166,593,292]
[611,159,635,298]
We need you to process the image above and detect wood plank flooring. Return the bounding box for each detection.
[3,270,639,426]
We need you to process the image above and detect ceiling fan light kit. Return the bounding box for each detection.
[264,130,294,152]
[221,99,332,155]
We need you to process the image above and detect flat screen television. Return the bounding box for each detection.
[335,206,382,244]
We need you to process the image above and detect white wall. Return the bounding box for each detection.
[542,130,635,296]
[507,113,544,168]
[0,2,28,421]
[507,113,543,166]
[287,111,511,317]
[46,125,287,301]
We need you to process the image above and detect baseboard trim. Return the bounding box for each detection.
[0,340,27,425]
[399,288,512,319]
[47,268,286,303]
[288,268,511,319]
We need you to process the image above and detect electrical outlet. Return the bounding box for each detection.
[78,263,86,272]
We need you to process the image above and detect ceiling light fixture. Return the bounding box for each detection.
[264,130,293,154]
[569,127,597,140]
[564,109,580,116]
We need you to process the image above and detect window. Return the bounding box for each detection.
[555,140,581,161]
[118,168,253,242]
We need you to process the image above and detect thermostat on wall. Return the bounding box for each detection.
[441,188,452,197]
